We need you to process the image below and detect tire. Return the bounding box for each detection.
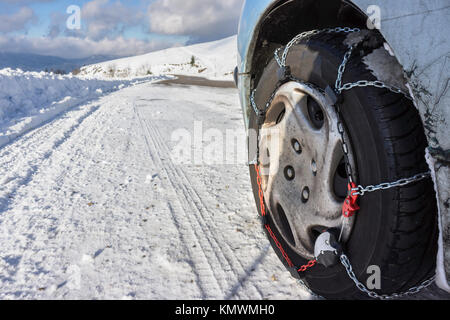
[249,31,438,299]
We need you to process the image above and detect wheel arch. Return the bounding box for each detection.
[247,0,369,86]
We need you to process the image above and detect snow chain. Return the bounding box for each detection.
[251,27,435,299]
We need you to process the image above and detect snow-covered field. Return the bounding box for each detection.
[79,36,237,81]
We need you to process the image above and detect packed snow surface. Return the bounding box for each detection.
[79,36,237,81]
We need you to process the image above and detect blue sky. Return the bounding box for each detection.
[0,0,243,59]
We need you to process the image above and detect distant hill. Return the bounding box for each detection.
[79,35,237,81]
[0,52,119,73]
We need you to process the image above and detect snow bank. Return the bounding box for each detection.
[79,36,237,81]
[0,68,164,147]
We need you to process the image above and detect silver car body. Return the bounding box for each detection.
[236,0,450,290]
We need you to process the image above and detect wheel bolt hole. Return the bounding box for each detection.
[333,157,349,199]
[302,187,310,203]
[291,139,302,154]
[307,96,325,129]
[284,166,295,181]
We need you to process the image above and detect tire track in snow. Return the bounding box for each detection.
[141,114,236,298]
[0,104,101,216]
[143,116,235,298]
[134,104,224,299]
[136,104,264,299]
[149,120,265,299]
[0,100,113,298]
[146,120,265,299]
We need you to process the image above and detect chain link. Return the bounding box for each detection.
[332,33,419,193]
[332,45,359,185]
[275,27,361,68]
[250,90,262,116]
[334,101,355,184]
[251,75,324,118]
[351,172,431,196]
[334,45,412,98]
[335,45,355,91]
[332,32,434,299]
[340,80,413,99]
[340,254,436,300]
[250,82,284,117]
[250,27,435,299]
[298,259,317,272]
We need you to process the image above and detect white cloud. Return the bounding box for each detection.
[148,0,244,41]
[0,7,36,33]
[43,0,146,40]
[81,0,145,40]
[0,1,182,59]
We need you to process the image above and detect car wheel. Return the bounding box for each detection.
[249,32,438,299]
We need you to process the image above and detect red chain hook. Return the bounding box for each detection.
[342,182,360,218]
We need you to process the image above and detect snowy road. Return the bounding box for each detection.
[0,81,312,300]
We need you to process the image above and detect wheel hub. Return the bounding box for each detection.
[259,81,356,259]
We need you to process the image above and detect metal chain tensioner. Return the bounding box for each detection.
[250,27,435,299]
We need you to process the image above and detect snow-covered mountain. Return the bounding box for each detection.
[80,36,237,81]
[0,52,118,73]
